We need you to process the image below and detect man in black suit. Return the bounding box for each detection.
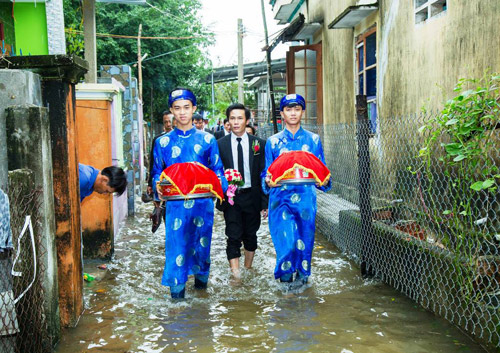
[217,103,268,278]
[146,111,173,198]
[214,118,231,139]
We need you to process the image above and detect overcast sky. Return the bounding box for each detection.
[200,0,289,68]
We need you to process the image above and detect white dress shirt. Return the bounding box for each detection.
[231,132,251,188]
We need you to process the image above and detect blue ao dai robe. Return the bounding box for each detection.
[152,127,227,287]
[261,127,331,279]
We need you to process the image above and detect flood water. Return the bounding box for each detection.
[55,203,486,353]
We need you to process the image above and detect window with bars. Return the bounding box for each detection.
[415,0,447,24]
[356,28,377,134]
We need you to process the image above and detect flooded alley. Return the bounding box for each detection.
[54,203,485,353]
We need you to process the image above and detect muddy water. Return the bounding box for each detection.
[55,203,485,353]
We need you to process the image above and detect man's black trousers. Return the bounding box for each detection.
[223,191,260,260]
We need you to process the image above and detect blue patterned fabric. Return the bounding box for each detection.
[168,89,197,107]
[0,189,12,250]
[261,127,331,279]
[279,93,306,111]
[79,163,99,202]
[151,127,227,287]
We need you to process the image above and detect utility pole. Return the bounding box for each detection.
[137,23,143,101]
[260,0,278,133]
[150,86,154,139]
[83,0,97,83]
[211,61,215,119]
[237,18,244,104]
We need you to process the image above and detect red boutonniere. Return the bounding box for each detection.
[252,140,260,155]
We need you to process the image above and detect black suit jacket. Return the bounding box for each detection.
[148,132,166,187]
[214,130,227,140]
[216,134,268,212]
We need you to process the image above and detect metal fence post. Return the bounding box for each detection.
[356,95,375,277]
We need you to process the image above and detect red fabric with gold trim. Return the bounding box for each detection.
[158,162,224,201]
[267,151,331,186]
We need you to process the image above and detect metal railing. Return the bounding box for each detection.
[1,175,51,353]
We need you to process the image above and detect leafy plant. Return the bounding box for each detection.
[63,0,214,122]
[66,26,84,56]
[417,73,500,256]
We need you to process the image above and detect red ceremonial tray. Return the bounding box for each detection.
[279,167,317,185]
[157,180,214,201]
[156,162,224,201]
[267,151,330,187]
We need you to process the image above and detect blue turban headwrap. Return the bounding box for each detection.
[168,89,197,107]
[279,93,306,111]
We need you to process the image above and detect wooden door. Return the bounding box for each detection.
[286,43,323,125]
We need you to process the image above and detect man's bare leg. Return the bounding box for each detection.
[244,250,255,269]
[229,258,240,278]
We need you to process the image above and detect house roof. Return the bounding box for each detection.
[206,58,287,84]
[328,3,378,29]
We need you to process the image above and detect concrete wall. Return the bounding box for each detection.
[0,55,89,329]
[306,0,500,123]
[0,70,43,190]
[377,0,500,118]
[0,69,60,346]
[301,0,500,200]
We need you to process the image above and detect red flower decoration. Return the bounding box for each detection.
[252,140,260,154]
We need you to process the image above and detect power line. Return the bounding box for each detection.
[145,1,197,29]
[126,44,195,65]
[65,28,196,40]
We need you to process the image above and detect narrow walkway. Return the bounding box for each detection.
[317,192,359,224]
[54,202,485,353]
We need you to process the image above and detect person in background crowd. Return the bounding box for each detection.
[215,118,231,139]
[245,124,256,136]
[203,117,213,134]
[147,112,174,198]
[193,113,204,131]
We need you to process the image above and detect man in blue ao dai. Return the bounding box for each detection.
[151,88,227,299]
[261,94,331,285]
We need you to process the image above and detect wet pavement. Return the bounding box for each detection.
[55,202,486,353]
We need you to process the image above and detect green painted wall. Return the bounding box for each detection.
[13,3,48,55]
[0,4,16,54]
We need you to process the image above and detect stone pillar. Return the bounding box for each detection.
[45,0,67,55]
[6,105,60,347]
[0,55,88,327]
[0,70,42,191]
[130,77,144,197]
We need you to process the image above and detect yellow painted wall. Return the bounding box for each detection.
[307,0,500,123]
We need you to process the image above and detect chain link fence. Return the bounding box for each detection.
[1,170,51,353]
[258,109,499,350]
